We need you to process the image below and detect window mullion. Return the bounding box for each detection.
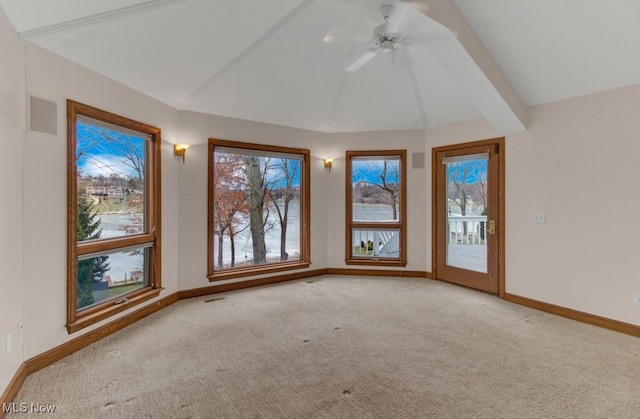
[350,222,401,229]
[76,234,155,256]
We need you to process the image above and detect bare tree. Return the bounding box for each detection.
[101,132,145,180]
[474,170,487,214]
[268,158,300,261]
[448,162,471,235]
[213,153,250,268]
[243,156,268,264]
[360,160,400,220]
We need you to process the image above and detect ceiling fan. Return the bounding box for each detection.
[324,3,429,72]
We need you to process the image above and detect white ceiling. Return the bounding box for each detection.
[2,0,639,133]
[452,0,640,106]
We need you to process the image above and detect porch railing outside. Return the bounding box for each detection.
[448,215,487,245]
[352,229,400,257]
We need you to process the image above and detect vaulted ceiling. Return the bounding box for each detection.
[2,0,639,134]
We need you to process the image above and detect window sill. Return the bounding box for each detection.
[66,287,162,334]
[208,261,311,281]
[344,259,407,267]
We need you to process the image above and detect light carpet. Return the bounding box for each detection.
[9,276,640,418]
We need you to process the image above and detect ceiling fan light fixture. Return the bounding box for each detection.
[379,40,395,53]
[376,33,400,53]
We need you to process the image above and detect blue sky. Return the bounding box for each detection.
[352,159,400,184]
[446,159,487,184]
[76,121,145,179]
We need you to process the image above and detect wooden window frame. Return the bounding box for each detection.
[66,100,162,334]
[345,150,407,267]
[208,139,311,281]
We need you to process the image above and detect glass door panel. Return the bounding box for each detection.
[444,154,488,273]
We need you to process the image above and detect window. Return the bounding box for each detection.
[208,139,310,280]
[345,150,407,266]
[67,100,161,333]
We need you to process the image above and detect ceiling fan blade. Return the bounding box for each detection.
[323,27,370,43]
[346,50,377,72]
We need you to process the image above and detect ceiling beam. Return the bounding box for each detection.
[401,45,429,129]
[19,0,194,40]
[408,0,527,134]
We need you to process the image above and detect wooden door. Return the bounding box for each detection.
[433,138,504,294]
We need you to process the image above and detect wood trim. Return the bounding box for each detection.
[77,234,154,256]
[431,138,505,153]
[504,293,640,338]
[431,137,505,295]
[345,150,407,266]
[207,138,311,278]
[301,143,311,265]
[208,261,311,281]
[67,100,78,332]
[431,147,437,287]
[30,293,177,375]
[0,363,26,418]
[181,268,328,300]
[210,138,312,157]
[344,259,408,267]
[348,222,402,229]
[66,100,162,333]
[207,139,215,278]
[66,287,162,334]
[497,140,506,298]
[327,268,429,278]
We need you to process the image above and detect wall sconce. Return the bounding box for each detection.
[173,144,190,164]
[324,158,333,171]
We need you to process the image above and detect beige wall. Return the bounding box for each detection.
[22,43,180,358]
[426,86,640,326]
[504,85,640,324]
[0,8,26,393]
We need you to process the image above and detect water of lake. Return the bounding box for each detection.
[214,202,301,266]
[95,213,144,283]
[97,202,400,272]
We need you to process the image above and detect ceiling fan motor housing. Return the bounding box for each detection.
[375,5,401,53]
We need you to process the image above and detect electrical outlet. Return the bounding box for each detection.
[19,321,24,341]
[633,293,640,306]
[6,334,11,355]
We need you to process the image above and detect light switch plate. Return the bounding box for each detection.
[533,212,546,224]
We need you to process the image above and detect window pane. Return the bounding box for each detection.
[351,228,401,258]
[212,150,302,270]
[77,247,149,311]
[351,158,401,222]
[76,118,147,242]
[445,157,488,273]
